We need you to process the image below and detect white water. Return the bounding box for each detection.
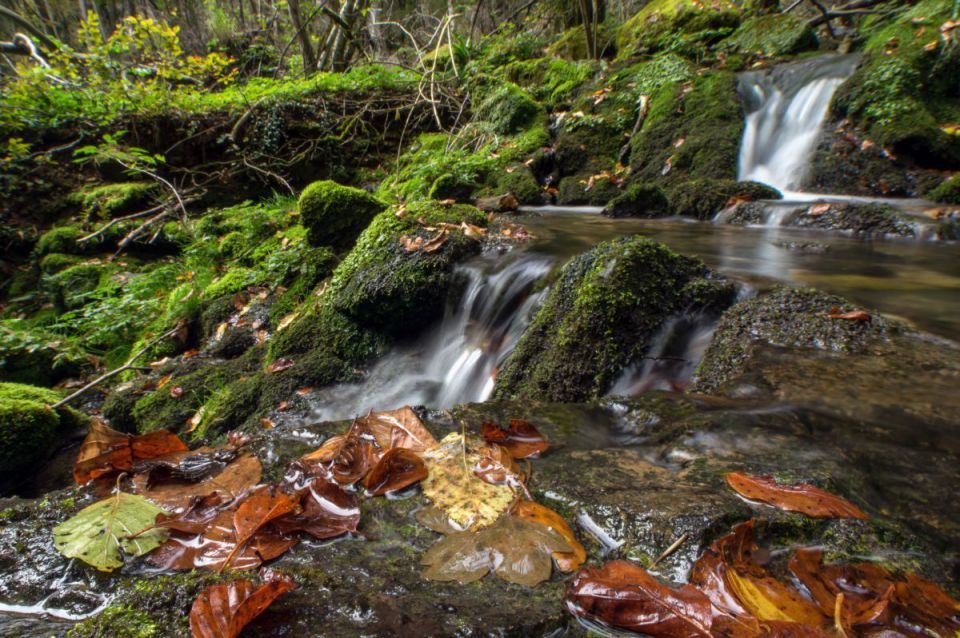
[308,252,552,421]
[738,55,860,194]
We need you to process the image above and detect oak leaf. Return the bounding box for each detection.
[725,472,868,519]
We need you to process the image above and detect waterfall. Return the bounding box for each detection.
[308,252,552,422]
[737,55,860,194]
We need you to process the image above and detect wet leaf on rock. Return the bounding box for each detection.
[421,433,516,531]
[272,481,361,540]
[565,560,715,637]
[724,472,868,520]
[421,516,570,586]
[363,448,427,495]
[353,406,437,455]
[223,485,298,571]
[132,452,262,511]
[473,443,526,491]
[512,501,585,572]
[74,417,188,485]
[189,569,296,638]
[265,357,295,373]
[53,492,169,572]
[481,419,549,458]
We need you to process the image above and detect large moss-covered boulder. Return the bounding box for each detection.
[630,72,745,187]
[604,183,670,218]
[616,0,740,60]
[70,181,156,220]
[723,14,817,57]
[831,1,960,168]
[472,83,543,135]
[927,175,960,204]
[494,237,735,402]
[298,180,386,249]
[0,382,87,475]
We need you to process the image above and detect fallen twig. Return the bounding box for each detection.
[50,327,180,409]
[650,532,689,568]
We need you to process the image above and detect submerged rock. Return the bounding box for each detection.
[494,236,736,402]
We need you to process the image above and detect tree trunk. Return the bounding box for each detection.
[287,0,318,73]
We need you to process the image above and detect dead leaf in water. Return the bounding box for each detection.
[481,419,549,458]
[74,418,188,485]
[422,516,570,586]
[565,560,715,636]
[725,472,868,519]
[189,569,295,638]
[133,452,262,512]
[512,501,585,572]
[363,448,427,495]
[272,480,360,540]
[827,307,872,323]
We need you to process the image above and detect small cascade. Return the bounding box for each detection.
[738,55,859,194]
[607,312,719,396]
[308,252,552,422]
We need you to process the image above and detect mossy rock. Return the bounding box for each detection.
[428,173,477,202]
[502,58,597,109]
[723,14,817,57]
[616,0,740,60]
[789,202,917,237]
[0,382,88,475]
[831,1,960,168]
[557,173,622,206]
[43,261,107,311]
[70,181,156,220]
[692,287,896,395]
[38,252,83,274]
[202,267,264,301]
[553,123,624,177]
[298,180,386,249]
[472,83,543,136]
[0,327,86,386]
[604,183,670,218]
[630,71,745,187]
[669,179,782,220]
[495,169,542,205]
[927,175,960,204]
[494,236,736,402]
[34,226,88,257]
[546,22,616,60]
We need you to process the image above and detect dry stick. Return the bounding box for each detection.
[77,203,167,243]
[242,157,295,195]
[650,533,689,568]
[618,94,650,165]
[112,209,171,257]
[50,327,180,409]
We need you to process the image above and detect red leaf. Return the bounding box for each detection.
[725,472,868,519]
[222,485,298,571]
[565,560,714,637]
[74,418,188,485]
[189,571,295,638]
[480,419,549,458]
[473,443,526,491]
[827,307,872,322]
[362,448,427,495]
[266,358,295,374]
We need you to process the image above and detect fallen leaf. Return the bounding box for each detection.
[422,516,570,586]
[295,387,313,396]
[223,485,298,571]
[276,313,298,332]
[266,358,295,374]
[827,307,872,323]
[565,560,715,636]
[724,566,826,626]
[182,349,200,359]
[53,492,169,572]
[74,418,188,485]
[725,472,868,519]
[273,480,361,540]
[353,407,437,455]
[809,203,831,216]
[170,386,183,399]
[512,501,585,572]
[422,229,449,253]
[473,443,526,491]
[363,448,427,495]
[189,570,295,638]
[422,433,516,530]
[481,419,549,458]
[133,452,262,512]
[260,417,276,429]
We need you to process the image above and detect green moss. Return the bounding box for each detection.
[38,252,83,274]
[298,180,386,249]
[546,22,616,60]
[0,323,87,386]
[216,230,249,260]
[723,14,817,56]
[616,0,740,60]
[495,169,542,204]
[604,183,670,218]
[203,267,262,300]
[557,173,622,205]
[0,382,88,475]
[69,605,157,638]
[43,261,108,311]
[630,72,745,187]
[428,173,477,202]
[554,122,624,176]
[70,181,156,220]
[669,179,782,220]
[502,58,597,109]
[473,83,543,136]
[495,236,735,402]
[927,175,960,204]
[34,226,87,257]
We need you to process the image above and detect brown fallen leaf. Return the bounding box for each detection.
[725,472,868,519]
[353,406,437,455]
[266,358,295,374]
[133,452,262,512]
[273,480,361,540]
[827,307,872,323]
[222,485,298,571]
[363,448,427,495]
[422,515,570,586]
[74,418,188,485]
[422,229,449,253]
[512,501,585,572]
[473,443,526,492]
[565,560,715,636]
[189,569,295,638]
[481,419,549,458]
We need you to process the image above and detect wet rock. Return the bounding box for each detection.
[298,180,386,250]
[494,236,736,402]
[603,183,670,218]
[556,173,621,206]
[670,179,781,220]
[789,202,917,237]
[473,83,543,136]
[475,193,519,213]
[805,121,915,197]
[927,174,960,205]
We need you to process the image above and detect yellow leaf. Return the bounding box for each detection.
[724,568,826,625]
